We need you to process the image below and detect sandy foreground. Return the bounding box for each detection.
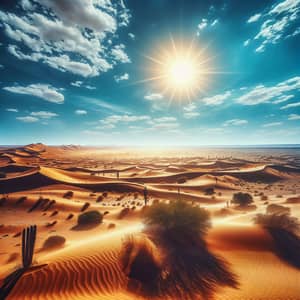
[1,144,300,299]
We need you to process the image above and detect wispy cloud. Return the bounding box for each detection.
[75,110,87,115]
[223,119,248,126]
[262,122,283,127]
[3,83,64,104]
[114,73,129,82]
[288,113,300,120]
[280,101,300,109]
[16,116,38,123]
[236,76,300,105]
[201,91,231,106]
[247,13,261,23]
[30,111,58,118]
[183,103,200,119]
[246,0,300,52]
[6,108,18,112]
[144,93,166,110]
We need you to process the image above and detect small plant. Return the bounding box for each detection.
[42,235,66,249]
[177,176,187,184]
[204,187,214,195]
[77,210,103,226]
[118,207,130,219]
[81,202,90,212]
[266,204,290,215]
[63,191,73,199]
[66,213,74,220]
[96,195,103,202]
[232,192,253,207]
[254,213,300,235]
[15,196,27,205]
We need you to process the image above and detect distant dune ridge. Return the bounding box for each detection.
[0,143,300,299]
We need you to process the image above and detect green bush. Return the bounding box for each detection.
[143,200,211,239]
[232,192,253,207]
[77,210,103,226]
[43,235,66,249]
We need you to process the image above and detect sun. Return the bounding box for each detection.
[141,37,217,102]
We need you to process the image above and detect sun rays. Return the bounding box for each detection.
[140,36,223,104]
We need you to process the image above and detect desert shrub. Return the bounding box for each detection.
[81,202,90,212]
[103,211,109,216]
[0,197,6,206]
[102,192,108,197]
[43,200,56,211]
[118,207,130,219]
[286,197,300,204]
[15,196,27,205]
[143,200,211,241]
[66,213,74,220]
[77,210,103,226]
[43,235,66,249]
[204,187,214,195]
[96,195,103,202]
[266,204,290,215]
[63,191,73,199]
[177,177,187,184]
[232,192,253,207]
[108,223,116,229]
[50,210,58,217]
[261,195,268,201]
[45,221,57,227]
[135,200,238,298]
[254,213,300,269]
[254,213,300,235]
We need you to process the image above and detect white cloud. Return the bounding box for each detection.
[0,0,131,77]
[100,114,150,125]
[223,119,248,126]
[262,122,283,127]
[111,44,130,63]
[272,94,294,104]
[236,76,300,105]
[280,101,300,109]
[201,91,231,106]
[144,93,166,110]
[6,108,18,112]
[75,109,87,115]
[288,113,300,120]
[71,81,96,89]
[196,17,219,35]
[30,111,58,118]
[114,73,129,82]
[247,13,261,23]
[151,117,177,123]
[128,32,135,40]
[197,19,208,30]
[16,116,39,123]
[243,39,250,46]
[246,0,300,52]
[183,102,200,119]
[3,83,64,104]
[71,81,83,87]
[144,93,163,101]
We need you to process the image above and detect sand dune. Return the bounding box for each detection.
[1,145,300,300]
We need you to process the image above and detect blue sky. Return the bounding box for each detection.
[0,0,300,146]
